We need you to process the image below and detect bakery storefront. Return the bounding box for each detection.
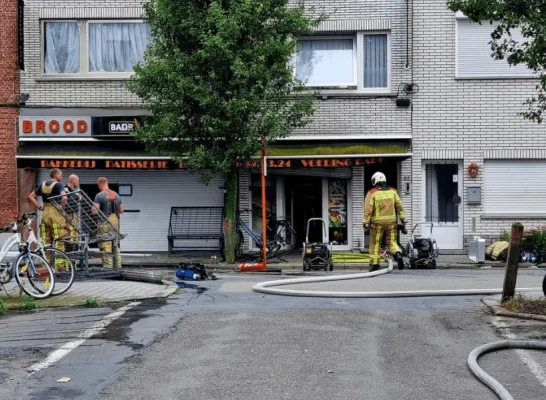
[17,112,224,252]
[238,141,411,252]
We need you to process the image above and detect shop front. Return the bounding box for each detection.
[238,141,411,253]
[17,111,225,253]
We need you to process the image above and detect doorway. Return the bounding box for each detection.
[285,176,323,248]
[422,161,463,250]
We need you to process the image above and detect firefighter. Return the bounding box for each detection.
[27,168,69,269]
[92,177,124,268]
[363,171,406,272]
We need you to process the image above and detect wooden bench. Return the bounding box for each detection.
[168,207,224,254]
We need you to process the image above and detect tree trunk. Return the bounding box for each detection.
[222,168,238,264]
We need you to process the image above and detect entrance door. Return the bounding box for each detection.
[285,176,323,249]
[422,162,463,250]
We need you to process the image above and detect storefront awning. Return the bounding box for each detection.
[264,141,410,158]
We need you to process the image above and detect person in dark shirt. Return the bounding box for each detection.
[92,177,124,268]
[27,168,68,269]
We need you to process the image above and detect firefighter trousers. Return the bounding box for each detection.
[40,204,70,270]
[98,214,122,268]
[369,223,401,265]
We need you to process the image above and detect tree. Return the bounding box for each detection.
[447,0,546,122]
[128,0,321,262]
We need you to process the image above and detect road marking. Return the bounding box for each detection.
[492,316,546,387]
[28,301,141,374]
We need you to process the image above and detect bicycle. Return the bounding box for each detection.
[23,212,75,296]
[232,209,296,261]
[0,214,56,299]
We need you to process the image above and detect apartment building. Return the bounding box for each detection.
[17,0,225,252]
[0,0,22,226]
[412,1,546,251]
[238,0,415,252]
[14,0,415,253]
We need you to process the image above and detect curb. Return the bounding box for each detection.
[482,299,546,322]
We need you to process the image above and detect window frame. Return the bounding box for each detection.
[41,19,149,80]
[454,14,535,80]
[293,31,391,93]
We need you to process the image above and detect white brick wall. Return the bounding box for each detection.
[22,0,414,139]
[412,0,546,246]
[22,0,146,107]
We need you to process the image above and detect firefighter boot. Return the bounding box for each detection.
[369,264,381,272]
[395,252,405,270]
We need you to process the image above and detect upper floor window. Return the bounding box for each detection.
[43,20,151,77]
[295,32,390,91]
[456,18,534,79]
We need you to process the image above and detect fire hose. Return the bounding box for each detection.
[252,259,546,399]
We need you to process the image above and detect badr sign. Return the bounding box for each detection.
[19,117,91,136]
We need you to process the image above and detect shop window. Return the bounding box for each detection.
[251,174,276,236]
[327,178,348,246]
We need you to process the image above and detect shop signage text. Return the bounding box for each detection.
[19,117,91,136]
[238,157,384,169]
[20,157,383,170]
[93,116,143,136]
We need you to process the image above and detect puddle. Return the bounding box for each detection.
[175,281,209,294]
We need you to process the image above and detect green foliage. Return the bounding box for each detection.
[84,297,103,308]
[128,0,322,171]
[0,299,6,316]
[20,297,36,312]
[521,226,546,251]
[447,0,546,122]
[128,0,322,263]
[498,230,511,242]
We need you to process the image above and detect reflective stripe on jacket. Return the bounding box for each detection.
[363,186,406,225]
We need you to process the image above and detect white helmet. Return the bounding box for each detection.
[371,172,386,186]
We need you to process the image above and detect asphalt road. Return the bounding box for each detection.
[0,270,545,400]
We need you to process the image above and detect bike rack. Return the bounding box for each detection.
[46,190,125,279]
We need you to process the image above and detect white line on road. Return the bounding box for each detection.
[28,301,142,374]
[492,316,546,387]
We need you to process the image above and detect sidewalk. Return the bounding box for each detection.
[99,251,536,270]
[0,278,178,309]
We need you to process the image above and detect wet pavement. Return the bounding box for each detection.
[0,271,544,399]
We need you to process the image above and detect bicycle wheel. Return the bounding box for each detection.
[276,222,296,254]
[41,247,75,296]
[13,252,55,299]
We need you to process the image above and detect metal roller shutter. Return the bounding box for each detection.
[37,169,224,251]
[483,160,546,214]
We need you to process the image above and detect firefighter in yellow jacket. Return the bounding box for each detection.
[363,172,406,272]
[27,168,69,269]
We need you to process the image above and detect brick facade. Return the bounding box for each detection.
[412,0,546,248]
[0,0,20,225]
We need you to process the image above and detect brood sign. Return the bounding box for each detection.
[19,117,91,136]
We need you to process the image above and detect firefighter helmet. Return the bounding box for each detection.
[371,172,387,186]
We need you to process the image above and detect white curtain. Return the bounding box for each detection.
[89,23,151,72]
[364,34,388,88]
[44,22,81,74]
[425,166,440,223]
[296,39,354,86]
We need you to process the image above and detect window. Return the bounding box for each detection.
[294,33,390,91]
[43,20,151,77]
[456,18,534,78]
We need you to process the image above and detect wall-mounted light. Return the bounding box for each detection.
[20,93,29,105]
[396,98,411,108]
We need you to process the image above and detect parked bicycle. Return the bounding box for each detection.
[222,209,296,261]
[22,212,75,296]
[0,213,56,299]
